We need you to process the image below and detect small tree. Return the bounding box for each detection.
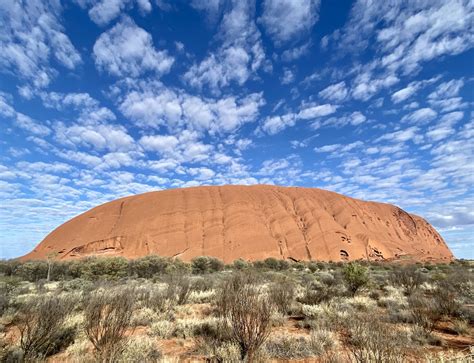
[84,288,135,361]
[343,262,369,296]
[191,256,210,274]
[46,252,59,282]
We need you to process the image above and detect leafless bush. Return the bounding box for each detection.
[432,285,462,318]
[142,286,170,314]
[84,287,135,361]
[217,273,273,361]
[345,312,408,363]
[15,295,72,360]
[408,293,443,334]
[165,273,192,305]
[214,272,259,317]
[432,269,472,318]
[268,278,295,314]
[390,265,425,295]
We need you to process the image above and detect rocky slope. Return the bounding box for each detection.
[22,185,453,262]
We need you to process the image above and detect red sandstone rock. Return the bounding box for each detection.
[22,185,453,262]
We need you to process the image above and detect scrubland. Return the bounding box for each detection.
[0,256,472,362]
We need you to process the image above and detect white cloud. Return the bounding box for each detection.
[212,93,264,133]
[426,125,455,142]
[378,1,474,74]
[93,17,174,77]
[298,104,337,120]
[76,0,152,26]
[331,1,474,75]
[190,0,224,23]
[349,111,366,126]
[183,47,253,92]
[391,84,418,104]
[261,113,296,135]
[281,41,311,62]
[425,111,464,142]
[314,141,363,154]
[428,79,464,100]
[322,1,473,104]
[0,94,50,136]
[428,211,474,229]
[183,0,264,94]
[403,107,437,124]
[118,82,264,134]
[281,69,295,84]
[428,97,467,113]
[351,72,399,101]
[391,76,441,104]
[40,91,117,124]
[376,126,420,143]
[439,111,464,126]
[318,81,348,102]
[139,135,179,154]
[0,0,81,88]
[54,123,135,152]
[310,111,366,130]
[259,0,320,44]
[188,167,215,180]
[260,103,338,134]
[16,161,72,174]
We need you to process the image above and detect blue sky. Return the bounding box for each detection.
[0,0,473,259]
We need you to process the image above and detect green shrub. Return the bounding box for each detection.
[129,255,171,278]
[80,257,129,280]
[0,260,20,276]
[343,263,369,296]
[15,261,48,282]
[191,256,224,274]
[232,258,249,270]
[262,257,290,271]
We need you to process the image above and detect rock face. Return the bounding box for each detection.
[22,185,453,262]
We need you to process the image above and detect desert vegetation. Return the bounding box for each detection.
[0,256,472,362]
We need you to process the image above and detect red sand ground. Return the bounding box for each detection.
[22,185,453,262]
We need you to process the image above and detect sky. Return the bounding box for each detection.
[0,0,473,260]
